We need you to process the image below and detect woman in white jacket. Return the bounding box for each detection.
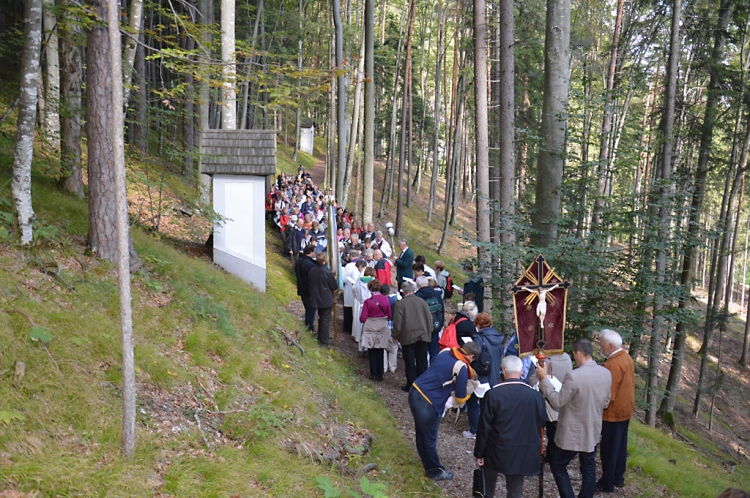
[352,267,376,347]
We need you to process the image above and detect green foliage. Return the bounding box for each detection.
[29,326,51,343]
[315,475,388,498]
[0,410,25,426]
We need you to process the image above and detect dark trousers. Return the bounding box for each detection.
[484,469,525,498]
[368,348,385,381]
[598,420,629,491]
[466,393,480,434]
[549,446,597,498]
[402,341,429,388]
[429,331,440,363]
[545,420,559,463]
[408,387,445,477]
[317,306,333,344]
[343,306,353,334]
[301,296,317,332]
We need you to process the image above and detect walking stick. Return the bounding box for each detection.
[536,350,547,498]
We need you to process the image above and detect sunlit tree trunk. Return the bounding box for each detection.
[427,1,443,221]
[221,0,237,129]
[363,0,374,223]
[473,0,490,300]
[12,0,42,245]
[333,0,347,198]
[42,0,60,148]
[395,0,415,236]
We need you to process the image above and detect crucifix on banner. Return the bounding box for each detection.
[511,254,571,365]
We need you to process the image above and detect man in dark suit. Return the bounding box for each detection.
[308,252,339,345]
[475,355,547,498]
[537,339,611,498]
[294,244,318,332]
[392,239,414,287]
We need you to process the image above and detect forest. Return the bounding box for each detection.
[1,0,750,489]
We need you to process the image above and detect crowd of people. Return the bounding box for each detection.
[270,167,744,498]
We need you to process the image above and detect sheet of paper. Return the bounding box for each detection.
[461,337,473,343]
[474,383,491,398]
[548,375,562,392]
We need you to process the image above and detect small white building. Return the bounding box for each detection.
[299,122,315,155]
[200,130,276,292]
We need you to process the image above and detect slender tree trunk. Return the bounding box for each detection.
[591,0,625,233]
[692,0,735,418]
[531,0,570,247]
[333,0,348,198]
[106,0,136,457]
[197,0,212,205]
[497,0,515,334]
[427,1,443,221]
[59,0,84,197]
[221,0,237,129]
[474,0,490,299]
[121,0,144,111]
[395,0,415,236]
[342,37,365,209]
[363,0,374,223]
[293,0,303,160]
[42,0,60,148]
[438,75,464,254]
[645,0,679,427]
[13,0,42,244]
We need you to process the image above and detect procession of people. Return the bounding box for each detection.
[276,167,644,497]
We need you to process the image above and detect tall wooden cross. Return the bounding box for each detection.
[511,254,570,357]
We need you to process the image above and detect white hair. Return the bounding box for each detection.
[599,329,623,348]
[416,276,429,288]
[501,355,523,374]
[463,301,479,321]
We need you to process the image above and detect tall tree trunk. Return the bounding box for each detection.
[645,0,679,427]
[342,37,365,209]
[427,1,443,221]
[86,0,141,269]
[121,0,144,111]
[692,0,735,417]
[497,0,515,335]
[438,75,464,254]
[221,0,237,129]
[59,0,84,197]
[292,0,303,161]
[197,0,212,205]
[531,0,570,247]
[42,0,60,148]
[12,0,42,244]
[106,0,136,457]
[363,0,374,223]
[395,0,415,237]
[473,0,490,277]
[333,0,348,199]
[591,0,625,233]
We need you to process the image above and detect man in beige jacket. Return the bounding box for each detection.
[537,339,611,498]
[392,281,433,392]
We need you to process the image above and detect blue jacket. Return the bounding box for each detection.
[413,349,470,416]
[474,327,504,386]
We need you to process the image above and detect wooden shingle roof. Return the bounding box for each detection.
[200,129,277,176]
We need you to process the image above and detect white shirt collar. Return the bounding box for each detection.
[607,348,623,359]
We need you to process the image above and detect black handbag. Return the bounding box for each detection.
[472,467,487,498]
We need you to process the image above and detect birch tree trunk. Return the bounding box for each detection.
[42,0,60,148]
[106,0,136,457]
[59,0,84,197]
[12,0,42,245]
[221,0,237,129]
[121,0,144,111]
[363,0,374,223]
[197,0,212,204]
[645,0,679,427]
[531,0,570,247]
